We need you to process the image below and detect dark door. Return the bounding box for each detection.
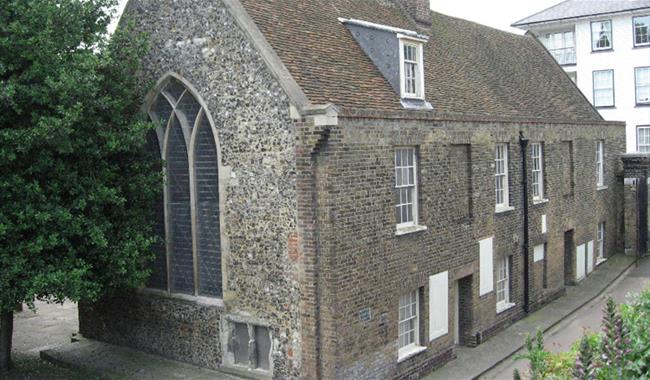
[455,275,473,346]
[564,230,575,286]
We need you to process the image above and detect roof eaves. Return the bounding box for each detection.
[513,3,650,27]
[338,106,625,126]
[511,0,571,27]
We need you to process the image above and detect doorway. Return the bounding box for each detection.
[564,230,575,285]
[455,275,473,346]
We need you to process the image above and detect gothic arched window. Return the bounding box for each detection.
[147,76,223,298]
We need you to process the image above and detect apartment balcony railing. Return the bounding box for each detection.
[548,47,576,65]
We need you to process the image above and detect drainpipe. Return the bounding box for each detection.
[519,131,531,313]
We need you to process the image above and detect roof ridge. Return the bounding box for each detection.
[430,10,527,38]
[511,0,570,26]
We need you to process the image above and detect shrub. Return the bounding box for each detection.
[514,289,650,380]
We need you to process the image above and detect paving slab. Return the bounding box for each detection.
[40,339,243,380]
[422,254,638,380]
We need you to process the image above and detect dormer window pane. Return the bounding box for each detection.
[404,44,418,96]
[399,38,424,100]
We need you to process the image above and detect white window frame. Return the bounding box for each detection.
[638,126,650,153]
[597,222,606,261]
[634,15,650,47]
[531,142,545,201]
[398,291,425,361]
[495,144,511,211]
[591,20,613,51]
[496,257,514,313]
[398,36,425,100]
[592,70,614,108]
[395,147,419,230]
[541,31,576,65]
[635,67,650,105]
[596,141,605,187]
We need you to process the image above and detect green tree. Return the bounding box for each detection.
[0,0,160,372]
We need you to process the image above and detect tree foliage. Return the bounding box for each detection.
[0,0,159,314]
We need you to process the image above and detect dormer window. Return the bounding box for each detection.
[339,18,431,109]
[399,37,425,99]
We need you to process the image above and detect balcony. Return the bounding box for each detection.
[548,47,576,65]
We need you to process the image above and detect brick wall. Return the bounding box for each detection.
[310,116,625,379]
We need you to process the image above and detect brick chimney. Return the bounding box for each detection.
[396,0,431,25]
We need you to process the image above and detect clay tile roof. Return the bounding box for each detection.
[513,0,650,27]
[239,0,604,122]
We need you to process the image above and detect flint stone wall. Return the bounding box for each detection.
[79,0,302,377]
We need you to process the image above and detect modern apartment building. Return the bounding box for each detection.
[514,0,650,153]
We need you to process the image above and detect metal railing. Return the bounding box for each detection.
[548,47,576,65]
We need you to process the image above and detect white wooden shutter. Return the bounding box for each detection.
[479,237,494,296]
[429,271,449,341]
[576,244,586,281]
[533,244,545,263]
[587,240,594,274]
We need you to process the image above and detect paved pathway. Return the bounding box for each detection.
[13,302,78,360]
[14,302,240,379]
[422,254,638,380]
[41,340,242,380]
[482,256,650,380]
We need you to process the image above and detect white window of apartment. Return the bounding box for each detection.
[531,143,545,201]
[635,67,650,105]
[395,147,418,228]
[496,257,511,312]
[567,71,577,84]
[398,291,420,356]
[399,38,425,99]
[495,144,510,210]
[592,70,614,107]
[638,126,650,153]
[597,222,606,260]
[596,140,605,187]
[591,20,612,51]
[542,31,575,65]
[634,15,650,46]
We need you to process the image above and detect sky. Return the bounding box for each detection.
[112,0,564,35]
[429,0,563,34]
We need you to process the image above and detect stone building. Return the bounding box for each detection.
[79,0,627,378]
